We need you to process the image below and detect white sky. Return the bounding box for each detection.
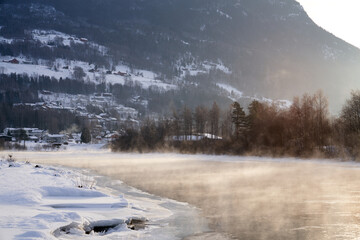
[296,0,360,49]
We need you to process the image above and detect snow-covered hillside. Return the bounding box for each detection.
[0,56,177,91]
[1,0,360,113]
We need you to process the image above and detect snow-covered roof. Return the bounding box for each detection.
[46,134,65,138]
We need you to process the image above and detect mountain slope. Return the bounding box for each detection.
[1,0,359,112]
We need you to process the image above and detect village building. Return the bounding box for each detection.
[3,58,20,64]
[43,134,67,145]
[3,128,48,140]
[0,135,12,142]
[168,133,223,142]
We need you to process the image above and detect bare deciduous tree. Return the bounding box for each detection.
[341,90,360,133]
[195,105,207,134]
[209,102,220,138]
[183,106,193,140]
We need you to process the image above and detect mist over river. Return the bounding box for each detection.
[6,150,360,240]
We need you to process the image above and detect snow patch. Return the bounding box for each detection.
[322,44,342,61]
[29,3,62,18]
[31,29,108,55]
[181,40,190,45]
[216,83,292,109]
[288,13,300,18]
[0,36,13,44]
[259,96,292,109]
[216,83,243,101]
[179,61,231,78]
[216,9,232,20]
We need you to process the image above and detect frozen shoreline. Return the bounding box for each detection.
[6,149,360,239]
[0,157,215,240]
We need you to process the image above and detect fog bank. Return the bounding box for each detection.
[6,151,360,240]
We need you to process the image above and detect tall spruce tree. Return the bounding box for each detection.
[232,102,247,138]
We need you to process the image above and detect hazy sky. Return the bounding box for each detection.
[296,0,360,49]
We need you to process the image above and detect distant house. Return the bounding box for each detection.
[30,129,48,139]
[168,133,223,142]
[102,93,112,97]
[114,71,128,77]
[104,132,120,142]
[72,133,81,143]
[28,136,39,142]
[3,128,47,140]
[3,128,22,138]
[44,134,67,145]
[67,133,81,144]
[80,38,88,42]
[0,135,12,142]
[9,58,20,64]
[3,58,19,64]
[40,90,52,95]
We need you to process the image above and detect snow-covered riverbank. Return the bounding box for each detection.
[7,150,360,240]
[0,157,212,240]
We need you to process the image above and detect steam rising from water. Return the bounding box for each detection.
[7,151,360,239]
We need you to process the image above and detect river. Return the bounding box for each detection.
[5,149,360,239]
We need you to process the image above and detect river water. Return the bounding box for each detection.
[5,150,360,240]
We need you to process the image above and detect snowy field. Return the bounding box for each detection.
[0,155,218,240]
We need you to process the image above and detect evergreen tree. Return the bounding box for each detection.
[232,102,247,138]
[72,67,86,81]
[81,127,91,143]
[19,128,28,148]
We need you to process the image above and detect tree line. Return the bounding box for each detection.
[0,73,230,113]
[0,104,79,134]
[112,90,360,160]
